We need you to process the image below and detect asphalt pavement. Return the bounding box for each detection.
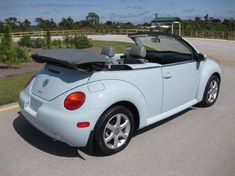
[0,37,235,176]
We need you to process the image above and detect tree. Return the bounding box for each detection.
[195,16,201,22]
[35,17,45,29]
[105,21,113,25]
[4,17,18,29]
[79,20,90,27]
[35,17,56,30]
[49,18,57,29]
[204,14,209,21]
[0,21,4,33]
[0,25,16,65]
[19,19,31,31]
[1,25,13,49]
[0,25,30,65]
[86,12,100,26]
[59,17,74,29]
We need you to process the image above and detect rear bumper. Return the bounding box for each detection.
[19,90,103,147]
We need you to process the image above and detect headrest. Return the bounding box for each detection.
[101,46,115,57]
[130,45,146,58]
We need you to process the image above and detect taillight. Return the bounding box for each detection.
[64,92,86,110]
[25,75,35,88]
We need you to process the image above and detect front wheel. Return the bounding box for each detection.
[199,75,220,107]
[94,106,134,155]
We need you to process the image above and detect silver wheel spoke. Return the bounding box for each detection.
[113,136,119,149]
[208,88,212,94]
[212,93,217,99]
[120,132,128,139]
[208,94,212,101]
[115,114,121,127]
[106,123,115,131]
[105,133,114,143]
[212,82,217,89]
[120,120,130,130]
[212,88,218,94]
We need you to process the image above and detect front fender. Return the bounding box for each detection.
[196,59,222,101]
[85,80,148,129]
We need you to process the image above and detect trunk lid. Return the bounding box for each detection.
[31,64,91,101]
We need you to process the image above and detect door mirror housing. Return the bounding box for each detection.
[197,53,207,61]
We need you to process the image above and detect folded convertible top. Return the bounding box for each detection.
[32,48,108,70]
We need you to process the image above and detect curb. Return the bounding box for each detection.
[0,102,19,112]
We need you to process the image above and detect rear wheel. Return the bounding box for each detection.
[94,106,134,155]
[199,75,220,107]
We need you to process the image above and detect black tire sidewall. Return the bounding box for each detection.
[94,105,134,155]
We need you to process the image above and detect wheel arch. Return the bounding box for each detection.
[103,101,140,131]
[212,72,221,82]
[196,59,222,101]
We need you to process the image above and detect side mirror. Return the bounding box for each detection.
[197,53,207,61]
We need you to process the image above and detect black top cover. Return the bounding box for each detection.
[32,49,108,69]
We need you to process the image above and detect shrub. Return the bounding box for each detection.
[31,38,45,48]
[63,34,73,48]
[18,35,32,47]
[72,34,92,49]
[16,46,31,62]
[52,39,63,48]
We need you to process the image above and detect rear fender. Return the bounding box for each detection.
[85,80,148,129]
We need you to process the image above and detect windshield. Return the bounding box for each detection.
[132,34,194,65]
[136,35,192,55]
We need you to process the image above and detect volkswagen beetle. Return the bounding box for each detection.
[19,32,221,155]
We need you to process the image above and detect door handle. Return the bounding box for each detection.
[163,72,172,79]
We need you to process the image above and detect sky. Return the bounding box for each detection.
[0,0,235,24]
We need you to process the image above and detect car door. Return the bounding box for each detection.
[159,36,201,112]
[129,33,202,114]
[162,61,200,112]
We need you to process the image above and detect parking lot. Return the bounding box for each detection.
[0,36,235,176]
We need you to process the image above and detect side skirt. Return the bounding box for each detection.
[146,99,198,126]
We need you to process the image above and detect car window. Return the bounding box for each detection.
[136,35,193,65]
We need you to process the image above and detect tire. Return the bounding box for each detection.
[94,106,134,155]
[199,75,220,107]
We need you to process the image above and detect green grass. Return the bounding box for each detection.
[92,40,133,53]
[0,72,35,105]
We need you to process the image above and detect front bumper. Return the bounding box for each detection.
[19,90,103,147]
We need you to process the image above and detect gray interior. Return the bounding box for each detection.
[100,47,119,65]
[129,45,146,58]
[124,45,147,64]
[100,46,115,57]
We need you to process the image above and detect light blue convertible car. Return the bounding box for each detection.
[19,32,221,155]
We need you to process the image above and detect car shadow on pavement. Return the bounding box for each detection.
[13,107,197,158]
[13,112,85,160]
[80,107,197,157]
